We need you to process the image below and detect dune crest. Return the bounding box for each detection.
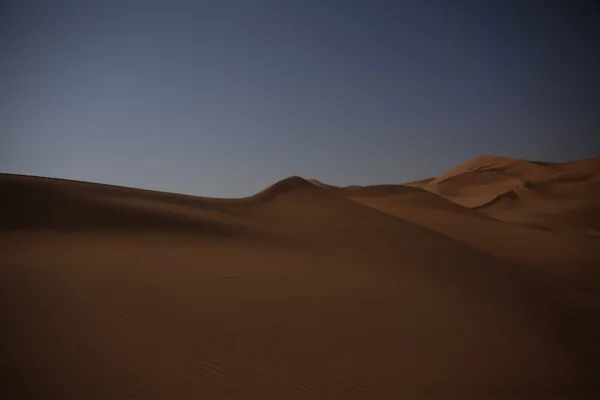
[252,175,323,198]
[430,155,558,185]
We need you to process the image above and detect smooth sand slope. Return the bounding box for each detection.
[1,166,600,399]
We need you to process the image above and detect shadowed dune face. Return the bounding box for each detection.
[1,164,600,399]
[0,174,269,239]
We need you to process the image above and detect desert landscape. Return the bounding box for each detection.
[1,154,599,399]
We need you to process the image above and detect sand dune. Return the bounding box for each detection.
[414,155,600,234]
[1,164,600,399]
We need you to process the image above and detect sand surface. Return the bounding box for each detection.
[1,156,600,399]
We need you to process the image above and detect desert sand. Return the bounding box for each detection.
[1,155,600,399]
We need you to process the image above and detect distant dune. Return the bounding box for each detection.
[409,155,600,234]
[1,156,600,399]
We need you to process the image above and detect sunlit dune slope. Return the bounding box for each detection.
[412,155,600,234]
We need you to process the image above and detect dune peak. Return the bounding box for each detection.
[273,175,313,187]
[251,175,327,199]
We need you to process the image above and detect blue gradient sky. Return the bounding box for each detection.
[1,0,599,197]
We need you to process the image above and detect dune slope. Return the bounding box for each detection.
[343,183,600,290]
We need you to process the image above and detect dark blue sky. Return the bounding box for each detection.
[1,0,599,197]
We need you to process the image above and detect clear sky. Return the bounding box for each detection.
[1,0,599,198]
